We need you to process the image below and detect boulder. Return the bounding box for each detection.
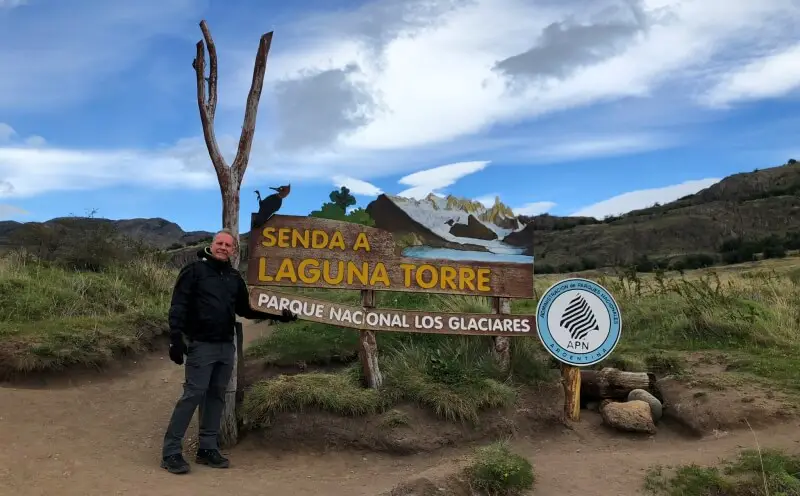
[600,400,657,434]
[628,388,663,422]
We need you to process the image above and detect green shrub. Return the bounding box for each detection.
[466,441,535,495]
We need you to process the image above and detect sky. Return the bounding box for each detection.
[1,0,799,232]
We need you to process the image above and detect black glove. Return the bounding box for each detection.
[277,308,298,322]
[168,333,187,365]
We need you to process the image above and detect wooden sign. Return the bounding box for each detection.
[247,215,533,298]
[250,287,536,337]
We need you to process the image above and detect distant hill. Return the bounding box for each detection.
[0,217,213,252]
[507,160,800,271]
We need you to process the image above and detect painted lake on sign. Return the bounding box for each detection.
[403,246,534,264]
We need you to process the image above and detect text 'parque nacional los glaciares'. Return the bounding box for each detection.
[249,287,536,337]
[246,215,534,298]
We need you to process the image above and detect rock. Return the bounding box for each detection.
[600,400,657,434]
[448,214,498,241]
[628,388,663,422]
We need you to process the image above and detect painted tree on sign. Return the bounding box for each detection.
[309,186,375,226]
[191,19,273,448]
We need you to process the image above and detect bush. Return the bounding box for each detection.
[466,441,535,495]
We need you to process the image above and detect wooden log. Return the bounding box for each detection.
[492,297,511,373]
[358,289,383,389]
[561,364,581,421]
[580,368,657,402]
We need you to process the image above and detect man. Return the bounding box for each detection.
[160,229,296,474]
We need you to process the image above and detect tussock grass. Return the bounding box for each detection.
[644,448,800,495]
[243,371,384,427]
[380,338,518,423]
[0,250,173,374]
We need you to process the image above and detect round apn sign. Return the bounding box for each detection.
[536,278,622,367]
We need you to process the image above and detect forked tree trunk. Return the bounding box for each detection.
[191,19,272,449]
[218,186,241,447]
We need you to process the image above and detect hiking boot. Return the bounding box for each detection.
[160,454,190,474]
[196,449,229,468]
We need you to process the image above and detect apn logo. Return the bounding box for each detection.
[559,293,599,341]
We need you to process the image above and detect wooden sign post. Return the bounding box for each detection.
[246,214,535,388]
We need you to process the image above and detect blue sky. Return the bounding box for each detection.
[1,0,799,232]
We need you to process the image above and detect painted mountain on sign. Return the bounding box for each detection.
[365,193,533,265]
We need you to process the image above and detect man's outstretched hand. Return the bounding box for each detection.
[168,333,187,365]
[253,308,298,324]
[278,308,298,322]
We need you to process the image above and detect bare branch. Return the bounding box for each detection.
[192,21,228,181]
[192,41,206,111]
[199,20,218,119]
[231,31,273,182]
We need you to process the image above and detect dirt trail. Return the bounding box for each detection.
[1,322,799,496]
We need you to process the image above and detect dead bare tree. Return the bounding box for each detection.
[192,19,273,448]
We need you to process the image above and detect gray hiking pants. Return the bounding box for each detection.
[162,340,235,457]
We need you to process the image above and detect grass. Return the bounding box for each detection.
[465,440,535,495]
[244,255,800,425]
[5,240,800,429]
[242,371,385,427]
[644,447,800,495]
[0,250,173,374]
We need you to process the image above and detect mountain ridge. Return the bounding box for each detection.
[3,160,797,272]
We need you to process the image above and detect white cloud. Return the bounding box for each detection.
[396,161,489,199]
[2,0,800,200]
[474,194,499,208]
[24,135,46,147]
[332,175,383,196]
[0,145,216,199]
[514,202,557,216]
[0,123,15,142]
[571,177,721,219]
[0,0,27,8]
[475,194,556,216]
[245,0,800,156]
[701,42,800,108]
[529,134,675,162]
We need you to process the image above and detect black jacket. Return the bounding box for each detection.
[168,247,279,342]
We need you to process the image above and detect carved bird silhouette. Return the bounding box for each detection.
[253,184,291,228]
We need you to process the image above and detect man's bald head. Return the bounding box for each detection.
[209,229,236,261]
